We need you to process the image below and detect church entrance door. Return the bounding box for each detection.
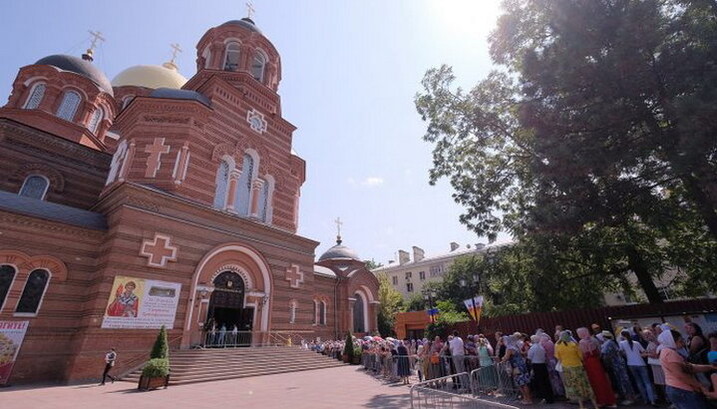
[207,271,254,346]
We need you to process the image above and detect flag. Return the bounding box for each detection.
[463,296,484,324]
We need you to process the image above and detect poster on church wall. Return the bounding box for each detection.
[0,320,29,385]
[101,275,182,330]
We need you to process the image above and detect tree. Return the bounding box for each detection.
[426,300,469,339]
[376,272,403,336]
[415,0,717,303]
[150,325,169,359]
[404,293,427,312]
[364,259,383,271]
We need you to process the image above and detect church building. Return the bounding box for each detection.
[0,17,378,384]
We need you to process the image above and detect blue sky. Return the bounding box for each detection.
[0,0,507,263]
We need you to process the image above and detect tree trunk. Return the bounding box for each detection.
[625,245,663,304]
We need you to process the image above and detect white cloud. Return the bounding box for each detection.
[361,177,384,187]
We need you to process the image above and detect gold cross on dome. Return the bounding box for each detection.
[335,217,343,237]
[246,0,255,18]
[170,43,182,64]
[88,30,105,52]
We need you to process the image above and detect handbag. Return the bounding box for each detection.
[430,355,440,365]
[555,361,563,373]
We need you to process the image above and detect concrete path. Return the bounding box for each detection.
[0,366,412,409]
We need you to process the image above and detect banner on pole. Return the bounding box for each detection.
[0,321,29,385]
[463,296,484,324]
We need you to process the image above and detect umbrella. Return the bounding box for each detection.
[363,336,373,341]
[373,336,383,341]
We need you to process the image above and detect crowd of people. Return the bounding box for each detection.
[305,322,717,409]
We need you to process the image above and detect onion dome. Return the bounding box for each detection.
[111,62,188,90]
[220,17,262,34]
[318,239,361,262]
[149,88,211,107]
[35,54,113,96]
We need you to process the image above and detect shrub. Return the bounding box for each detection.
[150,325,168,359]
[142,358,169,378]
[342,332,354,361]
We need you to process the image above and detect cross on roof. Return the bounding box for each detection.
[335,217,343,237]
[88,30,105,52]
[140,234,178,268]
[169,43,182,64]
[246,0,255,19]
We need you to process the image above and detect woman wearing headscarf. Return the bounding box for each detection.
[555,331,599,409]
[528,334,554,404]
[502,334,533,404]
[658,329,710,409]
[477,335,497,390]
[539,332,565,397]
[600,330,636,405]
[577,327,617,407]
[643,329,666,402]
[620,329,657,406]
[397,339,411,385]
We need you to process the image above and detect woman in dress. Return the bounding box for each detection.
[477,335,498,391]
[555,331,599,409]
[397,339,411,385]
[540,332,565,397]
[502,334,533,404]
[600,331,636,405]
[577,327,617,407]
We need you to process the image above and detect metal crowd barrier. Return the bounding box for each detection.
[468,361,519,401]
[202,330,254,347]
[411,374,520,409]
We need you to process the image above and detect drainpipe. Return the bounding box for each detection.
[334,275,341,340]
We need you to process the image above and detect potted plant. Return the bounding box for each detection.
[138,326,170,390]
[342,332,354,364]
[352,345,362,365]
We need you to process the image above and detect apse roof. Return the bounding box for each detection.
[149,88,211,107]
[35,54,114,96]
[0,190,107,230]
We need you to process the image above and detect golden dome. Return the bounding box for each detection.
[111,63,188,89]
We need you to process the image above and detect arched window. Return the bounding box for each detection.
[312,300,318,324]
[224,42,241,71]
[289,300,297,324]
[320,301,327,325]
[250,52,266,82]
[201,47,212,69]
[56,90,81,121]
[213,160,231,209]
[24,83,46,109]
[257,178,271,222]
[353,292,366,333]
[0,265,16,311]
[19,175,49,200]
[87,106,104,133]
[16,269,50,315]
[121,95,134,109]
[236,154,254,216]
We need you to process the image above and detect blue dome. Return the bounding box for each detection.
[318,242,360,262]
[34,54,113,96]
[149,88,211,107]
[220,17,262,34]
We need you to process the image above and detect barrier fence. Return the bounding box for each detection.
[410,374,520,409]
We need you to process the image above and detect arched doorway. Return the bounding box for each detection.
[353,292,366,333]
[207,271,254,345]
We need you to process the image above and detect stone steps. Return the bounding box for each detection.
[120,347,346,385]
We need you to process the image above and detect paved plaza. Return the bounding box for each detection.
[0,366,412,409]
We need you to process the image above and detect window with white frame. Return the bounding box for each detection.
[213,160,231,209]
[392,275,398,286]
[405,271,412,280]
[289,300,297,323]
[319,301,327,325]
[0,265,16,311]
[224,42,241,71]
[56,90,81,121]
[429,264,444,277]
[87,106,104,133]
[24,83,46,109]
[236,154,254,216]
[250,52,266,82]
[419,271,426,280]
[406,283,414,293]
[19,175,49,200]
[257,177,271,222]
[15,269,50,315]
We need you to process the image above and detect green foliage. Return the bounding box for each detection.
[404,293,427,312]
[364,259,384,270]
[376,272,404,337]
[141,358,169,378]
[426,300,469,339]
[150,325,169,359]
[343,332,354,360]
[415,0,717,305]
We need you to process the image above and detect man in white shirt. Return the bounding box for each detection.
[449,330,467,390]
[528,335,554,403]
